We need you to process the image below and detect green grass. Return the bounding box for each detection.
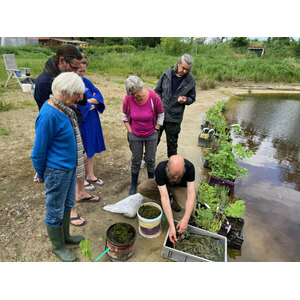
[114,80,124,85]
[1,43,300,85]
[0,100,13,111]
[238,93,300,100]
[0,127,9,135]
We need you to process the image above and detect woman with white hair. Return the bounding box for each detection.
[31,72,86,262]
[122,76,164,195]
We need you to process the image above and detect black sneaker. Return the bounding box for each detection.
[169,193,181,212]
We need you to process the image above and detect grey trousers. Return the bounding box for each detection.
[128,131,158,173]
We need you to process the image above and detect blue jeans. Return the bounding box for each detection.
[44,166,76,227]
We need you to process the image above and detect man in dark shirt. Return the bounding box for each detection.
[34,44,84,110]
[155,54,196,157]
[138,155,196,243]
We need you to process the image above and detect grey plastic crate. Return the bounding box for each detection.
[162,220,227,262]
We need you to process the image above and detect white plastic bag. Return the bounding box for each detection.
[103,193,144,218]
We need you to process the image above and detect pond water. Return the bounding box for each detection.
[224,95,300,261]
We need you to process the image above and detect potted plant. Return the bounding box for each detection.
[190,182,228,232]
[78,223,137,262]
[137,202,163,238]
[191,182,246,250]
[106,222,136,261]
[206,141,253,194]
[218,200,246,250]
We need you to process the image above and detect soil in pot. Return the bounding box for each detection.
[107,223,134,245]
[226,217,244,231]
[138,205,161,219]
[174,232,224,262]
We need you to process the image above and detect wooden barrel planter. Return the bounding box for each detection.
[106,222,136,262]
[137,202,163,238]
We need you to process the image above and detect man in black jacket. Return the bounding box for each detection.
[34,45,87,121]
[155,54,196,157]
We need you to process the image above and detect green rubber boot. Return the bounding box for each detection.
[62,211,84,244]
[46,225,77,262]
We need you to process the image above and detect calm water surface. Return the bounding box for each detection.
[224,96,300,261]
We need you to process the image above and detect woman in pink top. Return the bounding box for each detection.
[122,76,164,195]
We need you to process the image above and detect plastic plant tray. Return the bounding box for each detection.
[162,220,227,262]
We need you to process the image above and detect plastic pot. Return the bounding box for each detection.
[208,174,235,195]
[137,202,163,238]
[218,217,245,250]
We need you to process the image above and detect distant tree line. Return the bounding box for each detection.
[76,37,161,48]
[75,37,300,57]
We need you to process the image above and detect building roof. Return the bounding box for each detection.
[50,38,87,44]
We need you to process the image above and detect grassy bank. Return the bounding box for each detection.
[1,43,300,87]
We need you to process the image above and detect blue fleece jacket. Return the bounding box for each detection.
[31,102,77,179]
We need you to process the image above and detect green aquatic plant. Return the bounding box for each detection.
[138,205,161,219]
[225,200,246,218]
[174,232,224,261]
[193,208,225,233]
[107,223,134,244]
[198,182,219,209]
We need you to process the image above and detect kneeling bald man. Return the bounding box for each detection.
[138,155,196,243]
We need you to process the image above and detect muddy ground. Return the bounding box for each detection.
[0,74,299,262]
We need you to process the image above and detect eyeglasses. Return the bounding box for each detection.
[65,58,79,71]
[67,62,80,71]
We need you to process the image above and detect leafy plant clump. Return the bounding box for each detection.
[174,232,224,262]
[193,208,225,233]
[193,182,245,233]
[224,200,245,218]
[0,127,9,135]
[107,223,134,244]
[206,141,253,181]
[138,205,161,219]
[0,100,13,112]
[79,239,93,261]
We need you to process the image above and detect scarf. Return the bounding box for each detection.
[44,56,60,79]
[51,97,85,178]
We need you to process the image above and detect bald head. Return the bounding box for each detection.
[167,155,185,181]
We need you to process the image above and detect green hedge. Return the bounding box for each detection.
[83,45,136,56]
[0,46,19,55]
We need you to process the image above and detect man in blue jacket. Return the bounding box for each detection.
[155,54,196,157]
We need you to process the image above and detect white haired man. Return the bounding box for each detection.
[155,54,196,157]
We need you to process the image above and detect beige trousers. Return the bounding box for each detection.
[137,179,187,210]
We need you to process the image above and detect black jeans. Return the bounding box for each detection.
[157,122,181,157]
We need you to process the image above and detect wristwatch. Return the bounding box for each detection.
[155,128,160,132]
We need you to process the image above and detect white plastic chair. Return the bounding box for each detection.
[3,54,34,89]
